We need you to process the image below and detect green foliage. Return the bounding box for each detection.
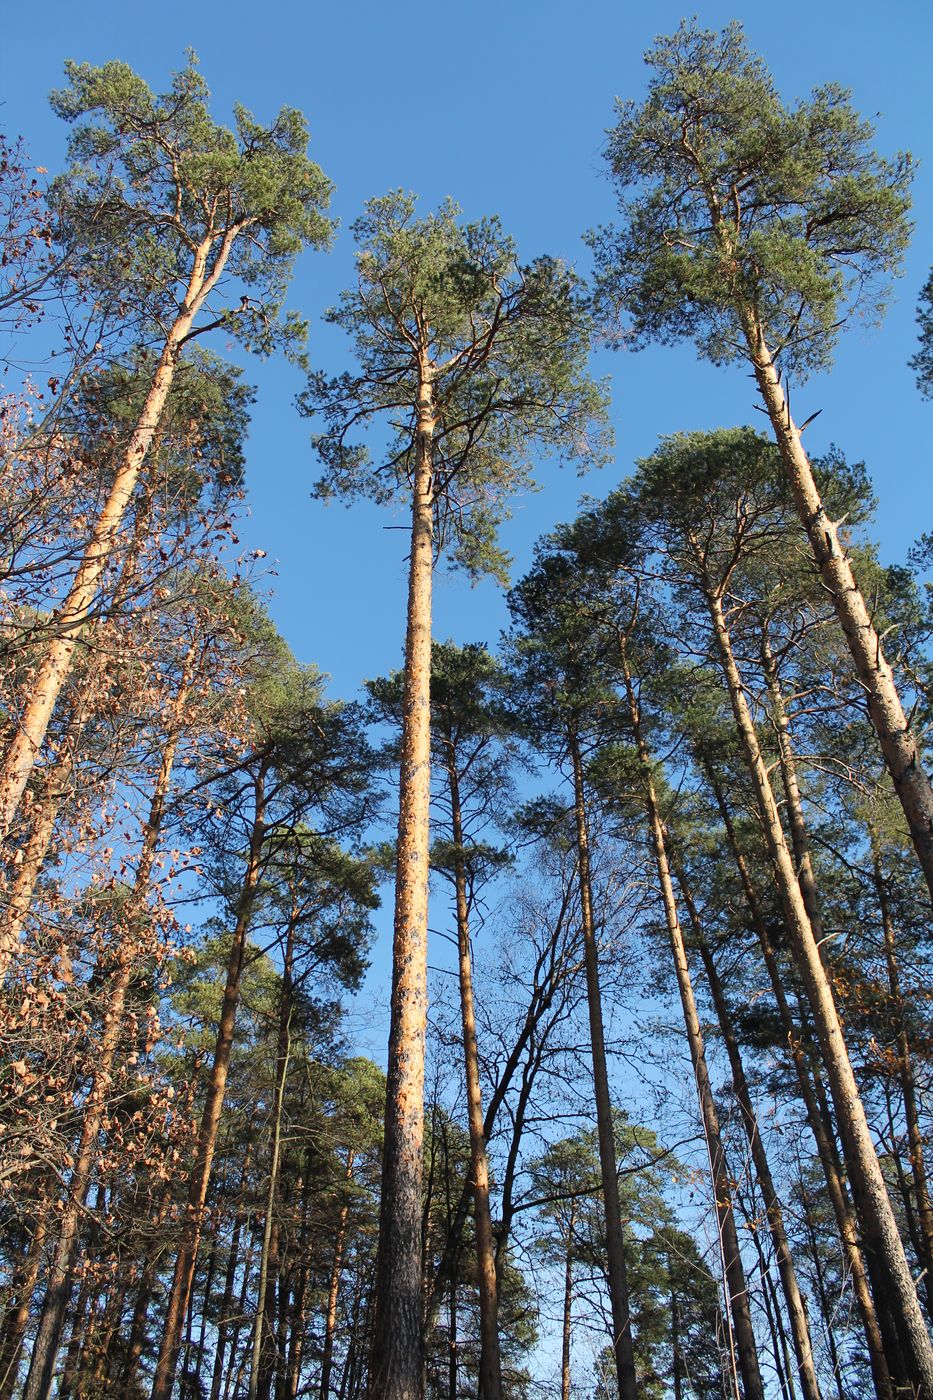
[49,53,334,356]
[302,191,610,581]
[590,19,913,375]
[911,268,933,397]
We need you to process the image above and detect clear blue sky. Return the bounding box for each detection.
[3,0,932,1045]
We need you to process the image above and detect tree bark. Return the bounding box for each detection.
[0,226,246,840]
[22,640,199,1400]
[560,1202,575,1400]
[741,308,933,904]
[702,763,894,1399]
[704,584,933,1397]
[369,370,435,1400]
[0,1215,47,1400]
[679,871,822,1400]
[445,750,502,1400]
[249,932,294,1400]
[621,660,765,1400]
[567,729,639,1400]
[320,1152,354,1400]
[150,764,268,1400]
[872,845,933,1312]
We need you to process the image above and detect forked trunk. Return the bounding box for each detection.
[369,372,435,1400]
[705,585,933,1397]
[567,731,639,1400]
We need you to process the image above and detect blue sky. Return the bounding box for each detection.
[3,0,932,1045]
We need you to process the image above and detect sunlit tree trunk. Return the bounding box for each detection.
[705,583,933,1396]
[0,1216,47,1400]
[369,370,435,1400]
[872,845,933,1311]
[703,764,894,1399]
[741,308,933,902]
[0,229,243,840]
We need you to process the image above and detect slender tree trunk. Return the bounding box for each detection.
[704,583,933,1397]
[703,764,895,1399]
[799,1183,848,1400]
[23,643,200,1400]
[561,1204,575,1400]
[369,371,435,1400]
[249,943,293,1400]
[872,845,933,1311]
[677,867,822,1400]
[0,231,242,841]
[210,1206,247,1400]
[567,730,639,1400]
[740,309,933,901]
[151,766,268,1400]
[0,1216,47,1400]
[445,751,502,1400]
[320,1153,354,1400]
[758,632,827,945]
[669,1249,684,1400]
[621,662,765,1400]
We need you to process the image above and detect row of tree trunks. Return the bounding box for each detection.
[620,656,765,1400]
[704,581,933,1397]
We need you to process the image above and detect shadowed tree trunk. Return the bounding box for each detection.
[151,763,269,1400]
[621,656,765,1400]
[23,640,200,1400]
[444,745,502,1400]
[567,728,639,1400]
[677,862,822,1400]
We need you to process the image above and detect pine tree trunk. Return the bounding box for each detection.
[799,1183,848,1400]
[872,846,933,1311]
[369,371,435,1400]
[22,644,199,1400]
[567,730,640,1400]
[0,234,230,841]
[741,309,933,902]
[320,1152,354,1400]
[210,1206,246,1400]
[560,1203,575,1400]
[681,877,822,1400]
[621,660,765,1400]
[703,764,894,1399]
[151,766,268,1400]
[445,751,502,1400]
[0,1215,47,1400]
[705,584,933,1398]
[249,934,293,1400]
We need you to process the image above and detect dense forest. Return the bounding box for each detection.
[2,16,933,1400]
